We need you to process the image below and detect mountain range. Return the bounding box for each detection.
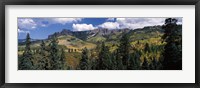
[18,25,182,69]
[18,25,167,51]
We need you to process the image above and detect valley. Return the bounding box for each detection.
[18,25,168,69]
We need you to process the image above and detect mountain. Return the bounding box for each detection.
[48,28,131,40]
[18,39,42,43]
[18,25,167,53]
[18,25,182,69]
[26,25,165,49]
[18,39,26,43]
[49,26,163,42]
[19,25,166,45]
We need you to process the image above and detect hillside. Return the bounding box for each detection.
[18,25,182,70]
[18,25,165,51]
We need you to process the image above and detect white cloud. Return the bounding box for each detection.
[98,22,120,29]
[116,18,166,29]
[18,18,83,30]
[97,18,182,30]
[18,29,29,33]
[51,18,82,25]
[18,18,37,30]
[72,24,96,31]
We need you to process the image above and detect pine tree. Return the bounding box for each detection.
[153,58,157,70]
[110,52,118,70]
[127,54,135,70]
[90,58,97,70]
[162,18,182,70]
[19,33,33,70]
[133,51,141,70]
[116,49,123,70]
[156,60,163,70]
[49,37,60,70]
[142,57,149,70]
[118,33,131,69]
[36,40,47,70]
[97,42,110,70]
[80,47,89,70]
[60,48,66,70]
[144,43,150,53]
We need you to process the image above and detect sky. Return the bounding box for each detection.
[18,17,182,39]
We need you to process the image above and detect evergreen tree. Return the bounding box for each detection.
[110,52,118,70]
[116,49,123,70]
[97,42,110,70]
[133,51,141,70]
[149,58,155,70]
[156,60,163,70]
[40,40,46,53]
[36,40,47,70]
[60,48,66,70]
[150,58,162,70]
[90,59,98,70]
[142,57,149,70]
[153,58,157,69]
[149,62,154,70]
[19,33,33,70]
[80,47,89,70]
[162,18,182,70]
[127,46,141,70]
[127,54,135,70]
[49,37,60,70]
[118,33,131,69]
[144,43,150,52]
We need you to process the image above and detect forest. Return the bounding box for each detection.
[18,18,182,70]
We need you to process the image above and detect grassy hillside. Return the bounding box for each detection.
[18,25,181,70]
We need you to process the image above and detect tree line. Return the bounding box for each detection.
[18,35,67,70]
[77,18,181,70]
[18,18,182,70]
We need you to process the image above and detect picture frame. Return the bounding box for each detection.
[0,0,199,88]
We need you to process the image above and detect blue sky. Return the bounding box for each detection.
[18,17,182,39]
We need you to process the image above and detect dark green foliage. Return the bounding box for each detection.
[89,59,98,70]
[156,60,163,70]
[118,33,131,69]
[162,18,182,70]
[127,54,135,70]
[79,47,89,70]
[110,52,117,70]
[48,37,61,70]
[110,49,123,70]
[19,35,66,70]
[18,18,181,70]
[19,33,33,70]
[144,43,150,52]
[48,37,58,69]
[149,58,156,70]
[133,51,142,69]
[60,49,66,70]
[149,58,163,70]
[127,49,141,70]
[142,57,149,70]
[36,40,47,70]
[97,42,111,70]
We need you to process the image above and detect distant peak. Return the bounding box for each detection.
[61,29,72,32]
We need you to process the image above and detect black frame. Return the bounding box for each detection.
[0,0,200,88]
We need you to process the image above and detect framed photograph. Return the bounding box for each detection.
[0,0,199,88]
